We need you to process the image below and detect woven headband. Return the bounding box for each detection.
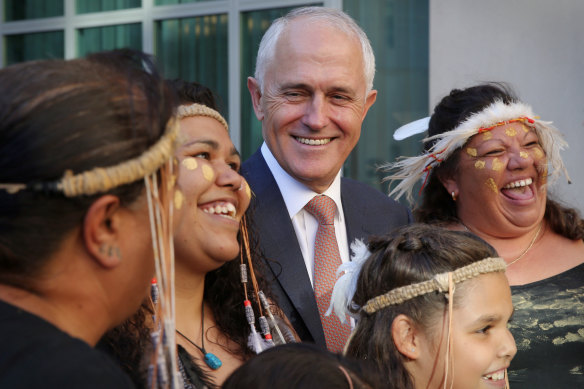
[0,117,179,197]
[383,100,570,204]
[362,256,507,314]
[177,103,228,132]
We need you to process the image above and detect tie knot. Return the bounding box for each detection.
[305,195,336,225]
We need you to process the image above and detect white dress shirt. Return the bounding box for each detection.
[261,143,350,287]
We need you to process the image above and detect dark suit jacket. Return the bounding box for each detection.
[241,149,412,347]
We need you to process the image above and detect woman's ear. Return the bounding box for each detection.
[83,195,123,269]
[438,172,459,201]
[391,314,422,360]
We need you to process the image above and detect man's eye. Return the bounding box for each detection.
[194,152,210,159]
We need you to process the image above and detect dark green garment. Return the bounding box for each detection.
[508,262,584,388]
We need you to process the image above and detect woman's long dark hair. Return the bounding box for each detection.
[345,224,498,389]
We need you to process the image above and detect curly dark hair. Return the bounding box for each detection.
[415,83,584,240]
[345,224,498,389]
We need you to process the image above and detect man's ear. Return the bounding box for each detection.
[391,314,422,360]
[247,77,264,121]
[361,89,377,120]
[83,195,123,269]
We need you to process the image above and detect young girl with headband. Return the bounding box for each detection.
[329,224,516,389]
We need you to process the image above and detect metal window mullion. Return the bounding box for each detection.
[228,0,241,150]
[64,0,75,59]
[142,0,153,54]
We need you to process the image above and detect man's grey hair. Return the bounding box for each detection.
[253,6,376,94]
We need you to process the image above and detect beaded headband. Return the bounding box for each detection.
[177,103,228,131]
[0,117,179,197]
[383,100,570,204]
[362,256,507,314]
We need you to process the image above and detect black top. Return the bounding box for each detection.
[0,299,135,389]
[508,262,584,388]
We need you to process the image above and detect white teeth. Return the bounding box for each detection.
[202,202,237,219]
[296,137,331,146]
[483,371,505,381]
[504,177,532,189]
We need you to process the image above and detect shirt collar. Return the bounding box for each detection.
[261,142,343,219]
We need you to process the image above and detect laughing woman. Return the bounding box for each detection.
[168,80,295,387]
[384,83,584,388]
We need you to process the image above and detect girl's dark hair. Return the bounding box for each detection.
[345,224,497,389]
[0,49,174,290]
[415,83,584,239]
[222,342,383,389]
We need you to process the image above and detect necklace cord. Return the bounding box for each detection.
[459,221,543,266]
[176,300,207,354]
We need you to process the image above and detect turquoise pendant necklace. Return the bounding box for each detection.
[176,302,222,370]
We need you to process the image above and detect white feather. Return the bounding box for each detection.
[326,239,371,323]
[247,327,265,354]
[393,116,431,141]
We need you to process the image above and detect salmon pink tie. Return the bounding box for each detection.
[305,195,351,352]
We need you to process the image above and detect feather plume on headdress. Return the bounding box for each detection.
[326,239,371,323]
[382,100,570,204]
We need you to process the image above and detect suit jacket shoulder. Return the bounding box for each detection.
[341,177,412,245]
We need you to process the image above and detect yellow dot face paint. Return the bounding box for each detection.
[466,147,478,157]
[485,178,498,193]
[482,131,493,140]
[475,160,486,169]
[505,127,517,137]
[520,151,529,159]
[245,181,251,199]
[522,124,530,133]
[202,164,214,181]
[182,157,198,170]
[534,148,544,159]
[174,189,184,210]
[491,158,504,171]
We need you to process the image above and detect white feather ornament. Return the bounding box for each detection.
[393,116,431,140]
[326,239,372,323]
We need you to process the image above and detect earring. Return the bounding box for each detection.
[99,244,122,260]
[451,191,457,201]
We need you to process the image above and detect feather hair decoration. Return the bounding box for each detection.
[326,239,371,323]
[393,116,431,141]
[382,100,571,204]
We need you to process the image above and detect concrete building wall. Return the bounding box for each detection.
[430,0,584,212]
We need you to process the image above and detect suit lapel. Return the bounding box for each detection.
[243,151,325,344]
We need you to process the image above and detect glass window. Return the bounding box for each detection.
[77,23,142,57]
[155,0,219,5]
[4,0,63,21]
[155,14,228,116]
[4,31,64,65]
[239,5,318,158]
[343,0,429,194]
[76,0,141,14]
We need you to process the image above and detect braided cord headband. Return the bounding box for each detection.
[177,103,228,131]
[0,117,179,197]
[383,100,570,204]
[362,256,507,315]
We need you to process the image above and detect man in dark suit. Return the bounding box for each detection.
[242,7,411,350]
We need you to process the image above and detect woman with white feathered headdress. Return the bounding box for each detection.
[382,83,584,388]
